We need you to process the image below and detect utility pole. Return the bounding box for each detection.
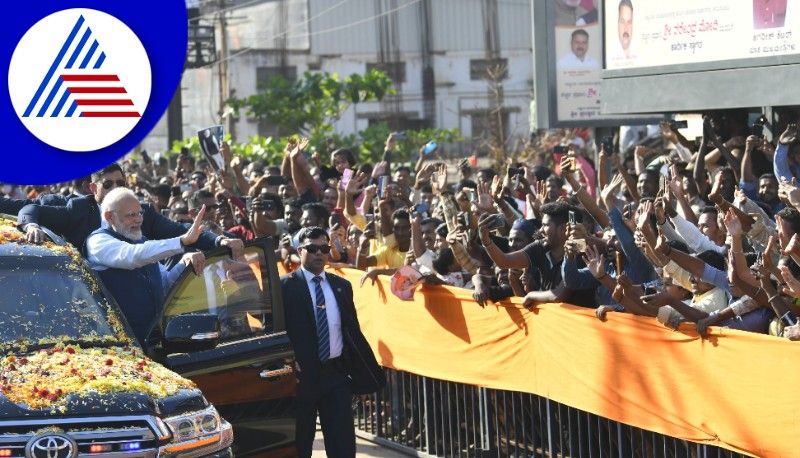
[217,0,233,138]
[482,0,506,168]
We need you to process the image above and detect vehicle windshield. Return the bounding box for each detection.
[0,256,129,351]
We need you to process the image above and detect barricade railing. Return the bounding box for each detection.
[354,368,748,458]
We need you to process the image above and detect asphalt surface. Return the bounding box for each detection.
[311,427,408,457]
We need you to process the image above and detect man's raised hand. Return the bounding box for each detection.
[180,205,206,247]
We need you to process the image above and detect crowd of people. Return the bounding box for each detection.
[4,111,800,340]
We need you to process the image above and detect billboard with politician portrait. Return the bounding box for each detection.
[531,0,659,127]
[553,0,604,122]
[604,0,800,70]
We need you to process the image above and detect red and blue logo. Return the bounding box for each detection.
[23,14,142,120]
[3,1,187,184]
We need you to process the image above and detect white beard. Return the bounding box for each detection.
[112,224,143,241]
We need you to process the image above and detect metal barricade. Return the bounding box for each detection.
[354,368,747,458]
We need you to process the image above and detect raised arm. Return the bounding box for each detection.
[290,139,321,199]
[477,215,529,269]
[562,156,610,228]
[775,123,798,181]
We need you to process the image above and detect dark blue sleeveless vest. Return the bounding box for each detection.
[91,228,164,345]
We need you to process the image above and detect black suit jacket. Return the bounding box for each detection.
[17,195,219,255]
[0,197,34,217]
[281,269,385,395]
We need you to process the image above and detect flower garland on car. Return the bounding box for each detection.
[0,218,24,244]
[0,218,192,410]
[0,345,196,410]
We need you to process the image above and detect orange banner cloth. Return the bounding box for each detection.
[302,266,800,457]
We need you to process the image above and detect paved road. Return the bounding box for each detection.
[311,428,408,457]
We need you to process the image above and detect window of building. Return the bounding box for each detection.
[366,62,406,83]
[255,65,297,90]
[469,58,508,81]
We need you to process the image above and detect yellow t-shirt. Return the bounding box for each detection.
[371,242,407,269]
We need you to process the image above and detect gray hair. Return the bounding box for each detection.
[101,187,139,215]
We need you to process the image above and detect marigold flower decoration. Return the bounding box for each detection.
[0,345,196,410]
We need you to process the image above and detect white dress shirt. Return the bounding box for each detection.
[669,215,726,255]
[557,52,598,69]
[86,232,186,289]
[299,266,343,359]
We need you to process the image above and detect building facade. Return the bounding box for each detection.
[141,0,533,157]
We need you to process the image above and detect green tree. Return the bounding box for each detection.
[227,69,394,143]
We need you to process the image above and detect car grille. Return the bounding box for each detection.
[0,416,162,458]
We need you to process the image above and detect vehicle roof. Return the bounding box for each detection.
[0,242,68,257]
[0,216,73,259]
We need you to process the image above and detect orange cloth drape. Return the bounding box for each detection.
[307,266,799,457]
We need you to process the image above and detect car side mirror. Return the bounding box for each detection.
[164,314,220,354]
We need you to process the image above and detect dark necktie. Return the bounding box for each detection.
[312,276,330,361]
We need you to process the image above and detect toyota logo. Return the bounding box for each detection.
[25,434,76,458]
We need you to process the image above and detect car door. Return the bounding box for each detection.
[155,237,296,457]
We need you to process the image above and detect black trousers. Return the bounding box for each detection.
[295,361,355,458]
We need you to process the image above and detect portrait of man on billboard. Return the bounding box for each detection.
[608,0,635,63]
[557,29,599,69]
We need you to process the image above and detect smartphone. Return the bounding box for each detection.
[413,201,430,216]
[487,213,505,229]
[392,131,407,141]
[265,175,286,186]
[377,176,388,199]
[197,125,225,171]
[179,183,193,193]
[329,212,344,228]
[601,136,614,154]
[467,190,477,203]
[669,120,688,129]
[554,145,568,155]
[568,210,576,225]
[423,141,438,155]
[751,119,766,139]
[340,168,354,191]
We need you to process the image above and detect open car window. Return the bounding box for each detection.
[162,238,283,342]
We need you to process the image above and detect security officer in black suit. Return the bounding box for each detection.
[281,226,384,458]
[17,163,240,256]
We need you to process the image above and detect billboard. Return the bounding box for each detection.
[532,0,659,127]
[605,0,800,70]
[553,4,604,122]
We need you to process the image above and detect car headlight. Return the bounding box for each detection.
[163,405,222,442]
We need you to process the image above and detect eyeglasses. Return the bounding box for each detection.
[101,179,127,190]
[301,244,331,254]
[117,210,145,219]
